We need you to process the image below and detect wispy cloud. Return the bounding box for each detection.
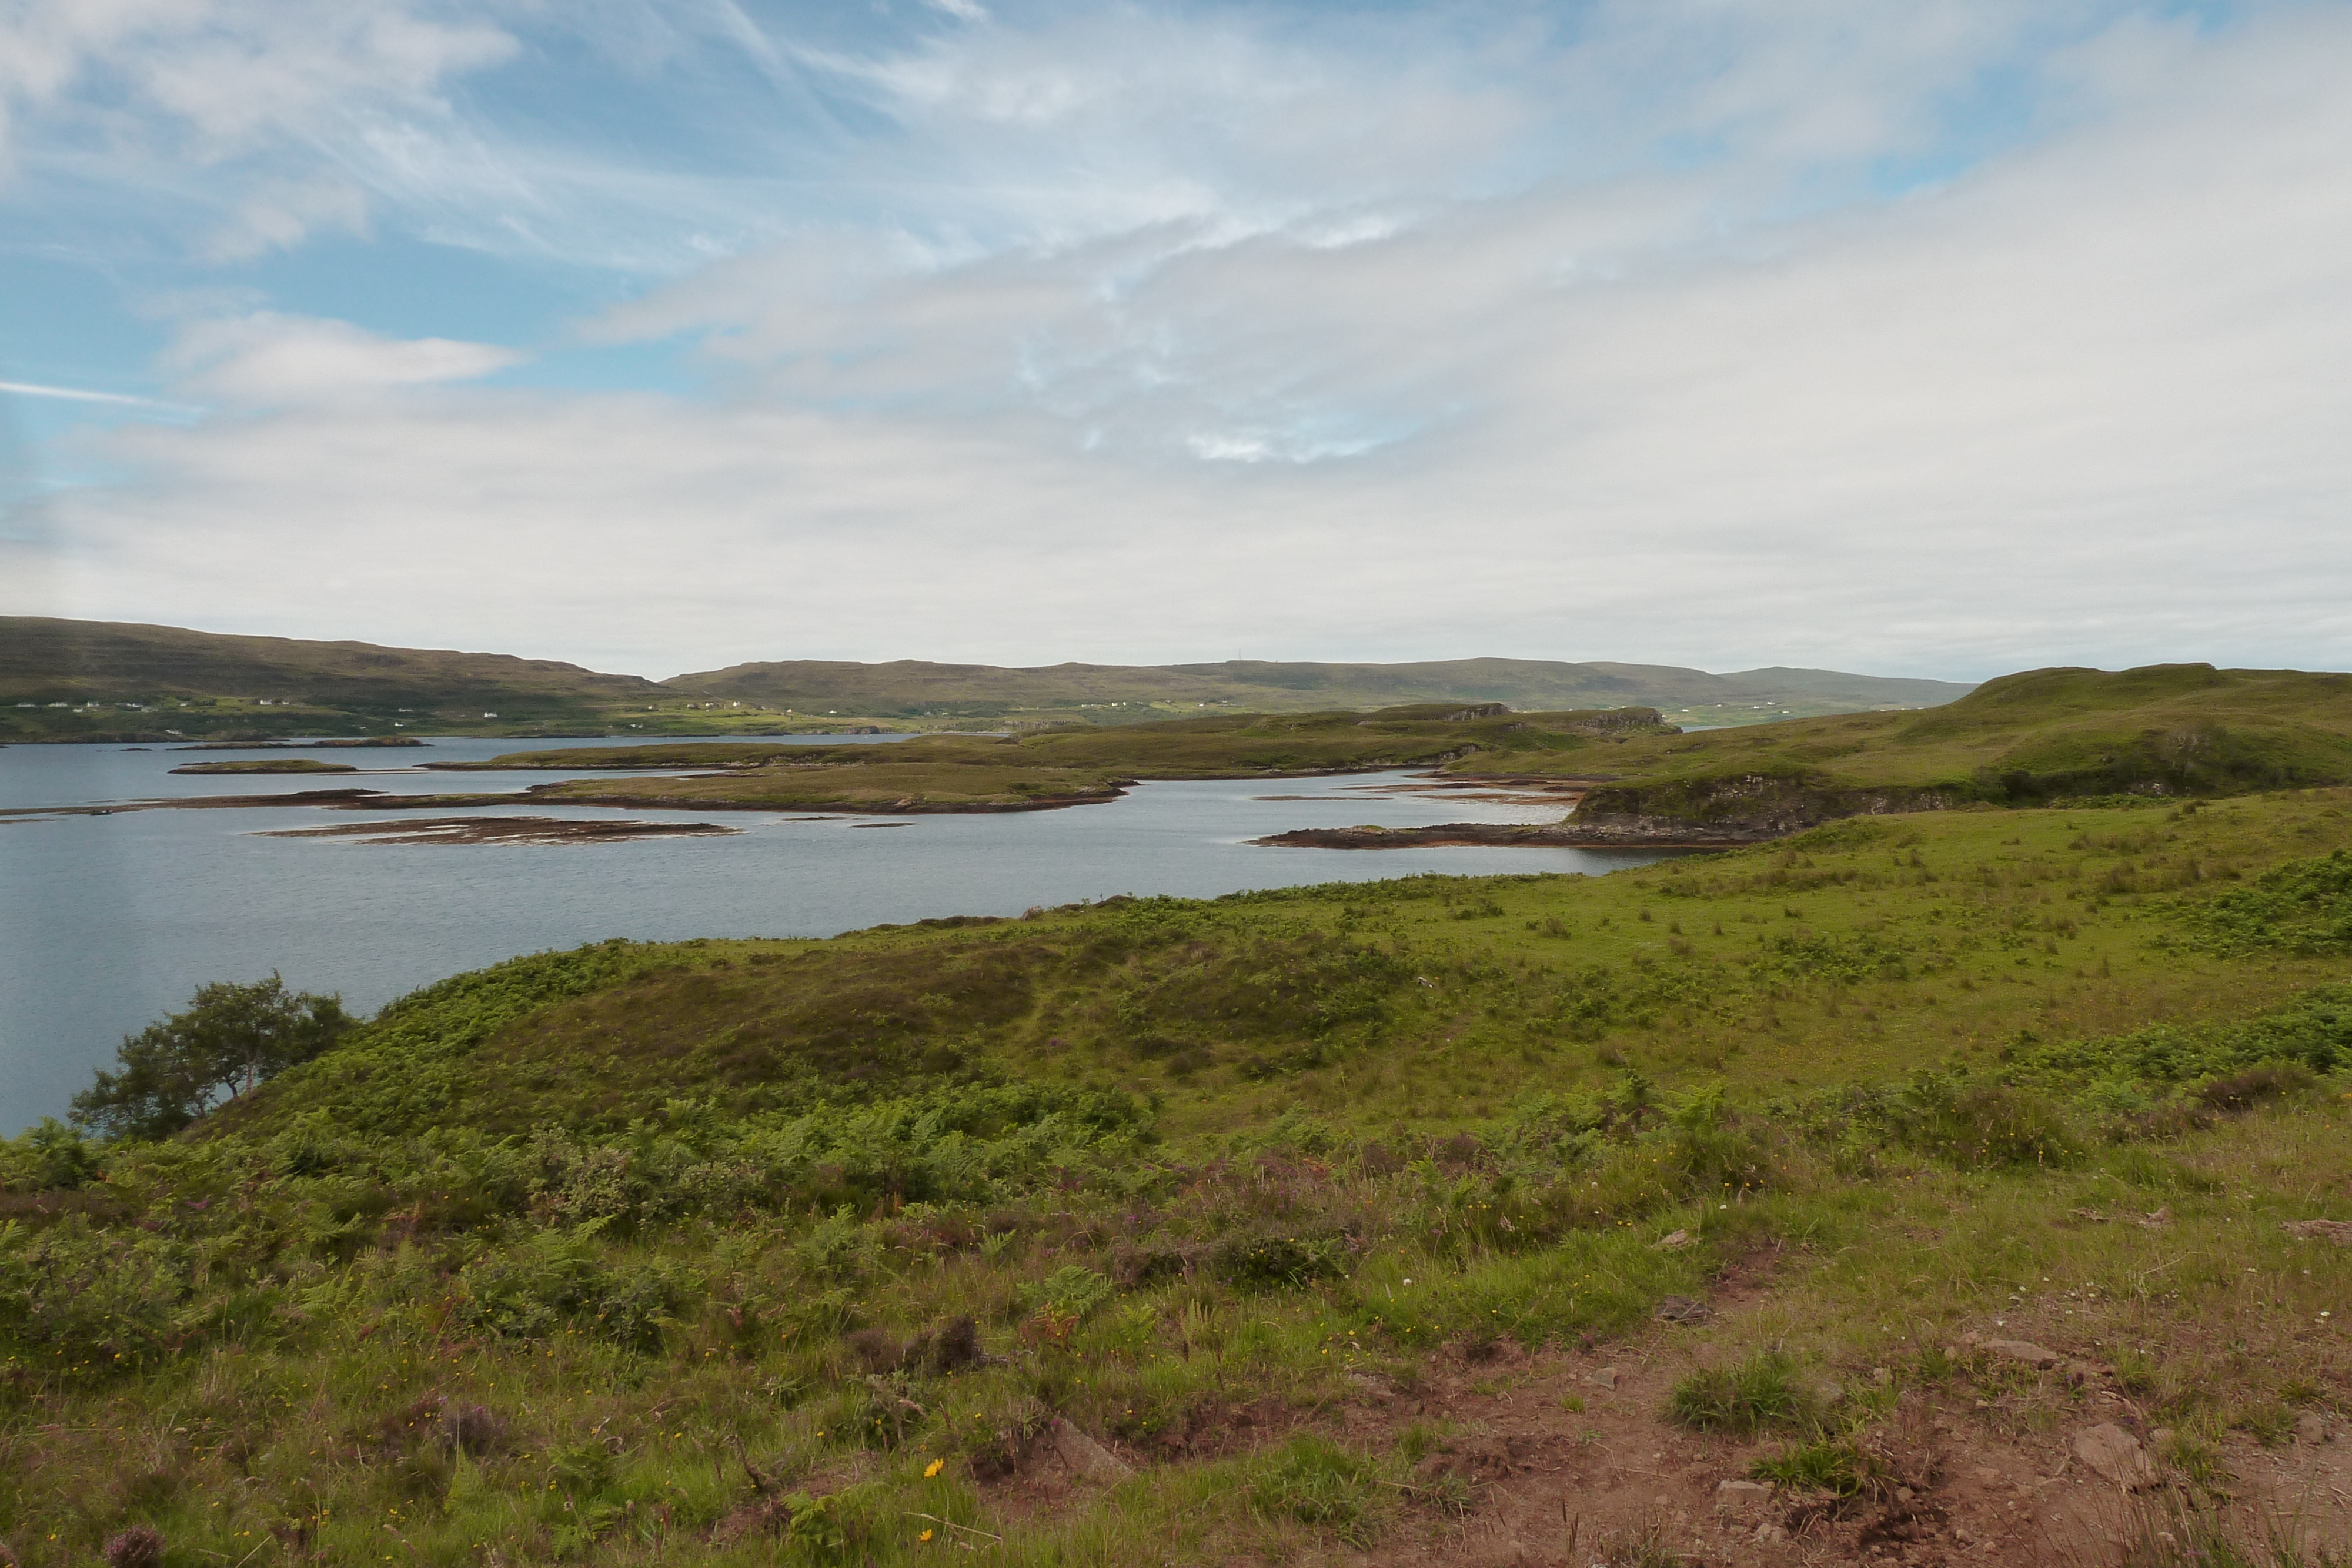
[0,381,175,407]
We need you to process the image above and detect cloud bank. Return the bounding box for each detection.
[4,2,2349,680]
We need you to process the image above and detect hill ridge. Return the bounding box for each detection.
[1,616,1973,741]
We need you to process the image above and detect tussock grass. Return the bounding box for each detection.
[1666,1350,1813,1436]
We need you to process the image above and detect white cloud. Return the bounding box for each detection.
[9,3,2352,682]
[201,176,372,262]
[0,0,514,251]
[162,313,525,406]
[0,0,515,158]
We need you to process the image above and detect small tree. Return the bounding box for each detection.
[70,975,352,1141]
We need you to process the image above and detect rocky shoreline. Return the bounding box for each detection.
[255,815,739,847]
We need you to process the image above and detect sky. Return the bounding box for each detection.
[1,0,2347,682]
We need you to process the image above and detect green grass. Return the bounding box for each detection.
[8,787,2352,1560]
[1666,1350,1813,1436]
[1491,663,2352,826]
[1748,1436,1875,1495]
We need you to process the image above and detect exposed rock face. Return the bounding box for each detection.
[1253,768,1969,850]
[2072,1423,2157,1489]
[1250,821,1752,850]
[1048,1417,1132,1481]
[1975,1338,2063,1370]
[1568,772,1967,842]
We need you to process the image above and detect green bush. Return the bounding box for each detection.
[1211,1231,1349,1290]
[72,975,352,1142]
[0,1216,194,1373]
[0,1119,101,1191]
[2181,849,2352,956]
[454,1224,694,1350]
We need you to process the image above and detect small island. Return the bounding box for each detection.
[169,758,360,775]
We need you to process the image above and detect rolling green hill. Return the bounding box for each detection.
[1480,663,2352,837]
[0,616,1972,741]
[664,654,1973,727]
[0,617,671,742]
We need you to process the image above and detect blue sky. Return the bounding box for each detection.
[2,0,2347,679]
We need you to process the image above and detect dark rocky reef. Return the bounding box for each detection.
[1258,770,1966,851]
[1251,820,1753,850]
[1566,771,1966,840]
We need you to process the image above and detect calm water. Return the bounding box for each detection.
[1,735,1669,1133]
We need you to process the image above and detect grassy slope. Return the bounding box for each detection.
[1446,663,2352,814]
[8,787,2352,1561]
[0,617,671,743]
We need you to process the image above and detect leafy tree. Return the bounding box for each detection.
[69,975,352,1141]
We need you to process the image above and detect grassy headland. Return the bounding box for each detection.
[9,787,2352,1562]
[1488,664,2352,842]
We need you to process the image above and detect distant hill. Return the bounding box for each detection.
[663,656,1975,726]
[0,617,666,741]
[0,616,1973,741]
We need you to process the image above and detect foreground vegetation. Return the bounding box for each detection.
[7,784,2352,1562]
